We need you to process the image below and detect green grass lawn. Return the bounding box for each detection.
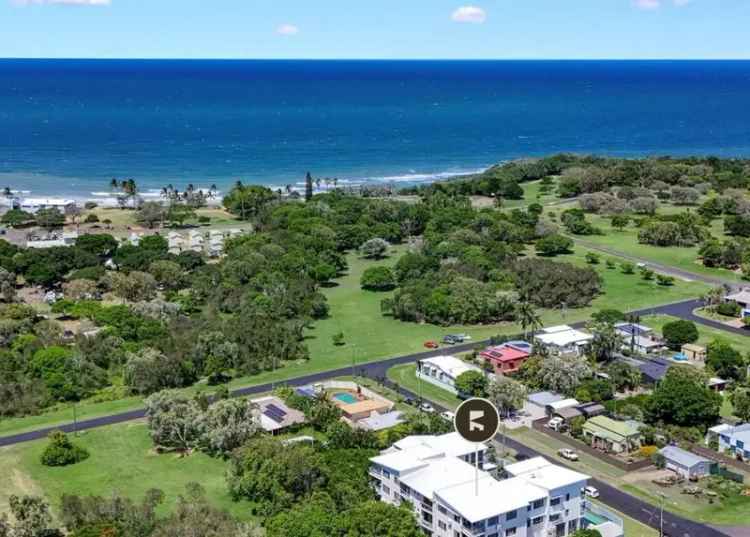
[0,421,254,521]
[641,314,749,350]
[574,213,744,283]
[387,363,462,410]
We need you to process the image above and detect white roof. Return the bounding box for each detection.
[20,197,75,205]
[370,446,442,473]
[419,355,481,380]
[709,423,733,435]
[400,457,478,499]
[504,457,589,491]
[392,432,486,459]
[547,398,580,411]
[708,377,727,387]
[537,328,593,347]
[725,290,750,304]
[436,475,545,523]
[541,324,574,334]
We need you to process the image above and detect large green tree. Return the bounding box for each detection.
[646,367,721,428]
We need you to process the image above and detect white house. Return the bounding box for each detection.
[535,325,593,356]
[416,355,483,394]
[659,446,714,480]
[614,322,662,354]
[370,437,597,537]
[17,197,77,214]
[724,289,750,319]
[708,423,750,461]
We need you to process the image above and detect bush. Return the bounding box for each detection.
[662,320,699,349]
[40,430,89,466]
[637,445,658,459]
[620,262,635,274]
[198,215,211,224]
[585,252,600,264]
[656,274,675,286]
[83,214,99,224]
[332,332,345,346]
[716,301,741,317]
[360,266,396,291]
[84,201,98,210]
[535,234,573,256]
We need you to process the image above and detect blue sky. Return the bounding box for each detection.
[1,0,748,59]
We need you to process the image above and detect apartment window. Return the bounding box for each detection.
[565,493,570,501]
[550,497,562,506]
[438,505,448,515]
[383,470,391,479]
[422,511,433,524]
[549,514,561,522]
[382,486,390,496]
[506,510,517,521]
[532,499,546,509]
[533,516,544,525]
[438,521,447,530]
[488,516,499,526]
[568,520,579,533]
[505,529,516,537]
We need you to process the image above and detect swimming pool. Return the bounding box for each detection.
[333,392,358,404]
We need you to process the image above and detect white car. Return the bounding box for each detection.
[583,486,600,498]
[558,448,579,461]
[420,402,435,413]
[440,411,456,422]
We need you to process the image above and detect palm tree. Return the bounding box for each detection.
[209,184,218,199]
[234,180,246,218]
[110,178,119,191]
[3,186,12,198]
[516,300,542,340]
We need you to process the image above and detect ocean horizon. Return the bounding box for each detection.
[2,59,750,199]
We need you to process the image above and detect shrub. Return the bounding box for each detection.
[620,262,635,274]
[716,301,740,317]
[332,332,345,346]
[360,266,396,291]
[84,214,99,224]
[198,215,211,224]
[637,445,658,459]
[535,234,573,256]
[585,252,600,264]
[40,430,89,466]
[84,201,98,210]
[656,274,675,286]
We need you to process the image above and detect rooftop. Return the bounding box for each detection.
[659,445,712,468]
[481,345,530,362]
[250,396,306,432]
[536,327,593,347]
[504,456,590,491]
[419,355,481,379]
[400,456,479,499]
[547,398,580,411]
[435,475,546,523]
[370,445,442,473]
[527,391,564,407]
[358,411,405,431]
[340,399,391,415]
[583,416,642,439]
[725,289,750,304]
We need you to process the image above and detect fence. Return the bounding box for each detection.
[532,418,653,472]
[690,443,749,476]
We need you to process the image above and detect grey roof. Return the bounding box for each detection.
[555,407,583,420]
[528,391,564,407]
[659,446,712,468]
[359,411,405,431]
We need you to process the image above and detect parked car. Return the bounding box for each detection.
[442,335,461,345]
[583,486,600,498]
[440,411,456,422]
[558,448,579,461]
[404,397,417,406]
[546,417,564,431]
[420,402,435,413]
[424,341,439,349]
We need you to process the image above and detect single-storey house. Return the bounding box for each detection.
[582,416,643,454]
[546,398,580,417]
[554,406,583,423]
[681,343,707,361]
[18,197,77,214]
[340,399,392,421]
[251,396,306,434]
[709,423,750,461]
[535,325,593,356]
[527,391,564,413]
[615,322,662,354]
[577,402,606,419]
[416,355,482,394]
[479,340,531,375]
[724,289,750,318]
[659,446,715,479]
[637,357,672,385]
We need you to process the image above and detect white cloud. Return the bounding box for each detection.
[12,0,110,5]
[451,5,486,24]
[634,0,660,9]
[276,23,299,36]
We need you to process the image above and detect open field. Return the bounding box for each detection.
[0,420,255,520]
[0,244,709,439]
[574,212,744,283]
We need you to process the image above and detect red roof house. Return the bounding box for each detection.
[480,343,531,374]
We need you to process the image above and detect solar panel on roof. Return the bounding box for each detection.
[263,409,284,424]
[266,404,287,417]
[264,407,285,420]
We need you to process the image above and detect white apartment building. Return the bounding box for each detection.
[370,434,589,537]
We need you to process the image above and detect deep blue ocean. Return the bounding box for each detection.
[1,59,750,198]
